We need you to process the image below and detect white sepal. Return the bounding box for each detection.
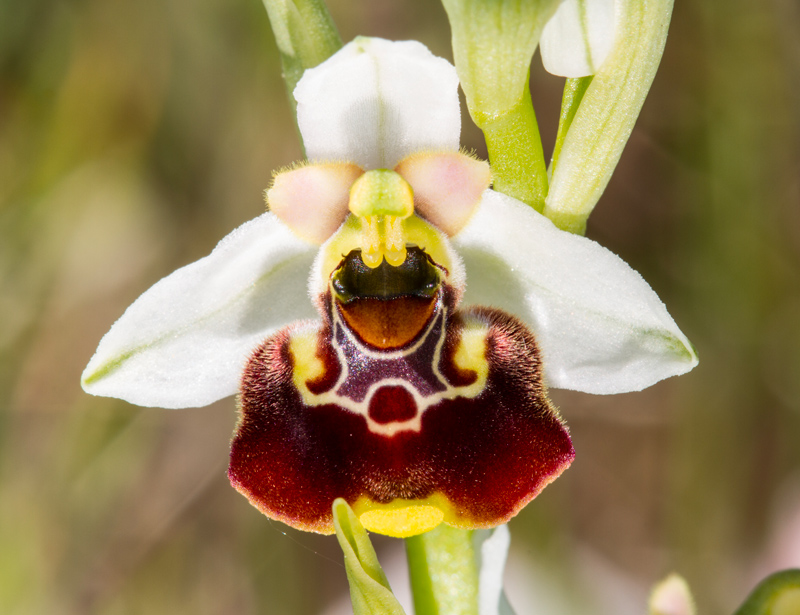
[81,213,318,408]
[474,525,516,615]
[540,0,617,77]
[295,37,461,170]
[454,190,698,394]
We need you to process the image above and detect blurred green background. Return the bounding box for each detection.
[1,0,798,613]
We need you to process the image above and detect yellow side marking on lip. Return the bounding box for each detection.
[288,329,326,404]
[450,321,490,398]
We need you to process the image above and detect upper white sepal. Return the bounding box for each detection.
[454,190,698,395]
[295,37,461,170]
[81,213,318,408]
[540,0,617,77]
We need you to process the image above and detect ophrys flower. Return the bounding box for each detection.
[82,37,697,537]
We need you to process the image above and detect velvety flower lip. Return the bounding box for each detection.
[81,36,697,536]
[229,300,574,536]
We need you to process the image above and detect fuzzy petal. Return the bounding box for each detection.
[540,0,617,77]
[267,162,363,244]
[81,213,318,408]
[295,37,461,170]
[454,190,698,394]
[395,151,491,236]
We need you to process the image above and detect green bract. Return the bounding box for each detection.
[333,499,407,615]
[442,0,560,210]
[544,0,676,234]
[443,0,676,235]
[441,0,561,124]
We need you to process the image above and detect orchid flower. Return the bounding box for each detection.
[81,37,697,539]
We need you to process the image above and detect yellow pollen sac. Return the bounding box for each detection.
[348,170,414,268]
[360,216,382,267]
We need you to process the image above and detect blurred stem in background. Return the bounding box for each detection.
[671,0,800,612]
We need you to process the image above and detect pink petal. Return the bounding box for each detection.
[267,162,364,244]
[396,151,491,236]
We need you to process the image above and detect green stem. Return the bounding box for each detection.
[261,0,342,124]
[479,79,548,213]
[405,526,478,615]
[549,76,593,177]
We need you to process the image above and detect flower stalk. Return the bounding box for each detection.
[406,526,479,615]
[261,0,342,119]
[481,79,549,213]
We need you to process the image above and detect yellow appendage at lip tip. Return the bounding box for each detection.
[352,495,452,538]
[349,170,414,268]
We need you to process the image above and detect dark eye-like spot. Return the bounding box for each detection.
[331,247,441,303]
[330,248,443,349]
